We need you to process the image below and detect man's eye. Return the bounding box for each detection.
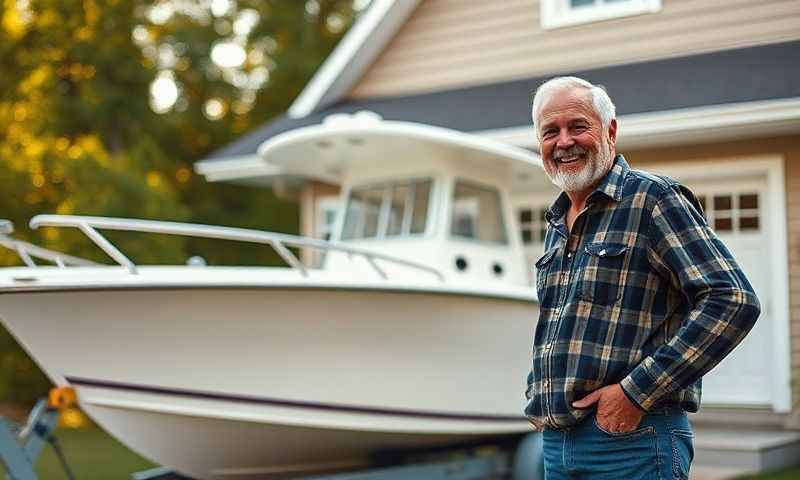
[542,129,556,138]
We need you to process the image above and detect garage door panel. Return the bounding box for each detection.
[686,177,772,407]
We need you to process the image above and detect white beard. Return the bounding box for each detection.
[547,138,613,192]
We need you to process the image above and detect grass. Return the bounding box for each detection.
[36,425,156,480]
[736,467,800,480]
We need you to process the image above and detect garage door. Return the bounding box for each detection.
[684,177,773,406]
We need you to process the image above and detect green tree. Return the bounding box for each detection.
[0,0,363,406]
[0,0,189,265]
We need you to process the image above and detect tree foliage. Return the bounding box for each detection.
[0,0,363,405]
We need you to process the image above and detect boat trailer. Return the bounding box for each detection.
[133,434,543,480]
[1,389,544,480]
[0,388,77,480]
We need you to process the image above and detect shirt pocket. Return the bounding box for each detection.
[535,247,559,290]
[579,242,628,306]
[534,247,559,307]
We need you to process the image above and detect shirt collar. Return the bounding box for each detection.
[593,154,629,203]
[546,154,629,224]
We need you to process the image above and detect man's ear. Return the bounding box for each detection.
[607,118,618,151]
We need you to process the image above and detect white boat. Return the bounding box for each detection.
[0,114,548,479]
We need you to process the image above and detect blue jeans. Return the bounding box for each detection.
[542,409,694,479]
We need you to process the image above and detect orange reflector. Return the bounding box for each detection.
[49,386,77,409]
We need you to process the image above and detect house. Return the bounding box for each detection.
[195,0,800,475]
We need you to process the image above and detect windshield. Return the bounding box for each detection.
[341,179,432,240]
[450,180,508,244]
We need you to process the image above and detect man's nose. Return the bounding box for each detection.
[555,129,574,149]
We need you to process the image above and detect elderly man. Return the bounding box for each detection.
[523,77,761,479]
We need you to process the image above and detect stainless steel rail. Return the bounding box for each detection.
[0,220,98,268]
[29,214,444,281]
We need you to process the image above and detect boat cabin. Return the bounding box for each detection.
[256,112,547,285]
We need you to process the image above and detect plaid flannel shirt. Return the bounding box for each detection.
[524,155,761,429]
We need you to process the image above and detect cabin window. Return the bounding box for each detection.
[341,179,432,240]
[386,184,409,236]
[540,0,661,29]
[411,181,431,234]
[450,180,508,244]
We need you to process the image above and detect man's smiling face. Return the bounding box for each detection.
[536,87,616,195]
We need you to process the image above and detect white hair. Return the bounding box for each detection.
[530,76,616,137]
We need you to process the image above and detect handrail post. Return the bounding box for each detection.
[269,240,308,277]
[365,255,387,280]
[78,223,137,274]
[15,243,37,268]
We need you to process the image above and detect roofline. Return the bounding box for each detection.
[196,98,800,184]
[478,97,800,150]
[287,0,422,119]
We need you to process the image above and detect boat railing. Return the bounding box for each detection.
[0,219,99,268]
[28,214,445,281]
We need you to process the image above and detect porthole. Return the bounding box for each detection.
[455,256,468,272]
[492,262,504,277]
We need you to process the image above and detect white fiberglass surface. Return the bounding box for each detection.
[83,403,512,480]
[0,265,537,302]
[1,287,537,420]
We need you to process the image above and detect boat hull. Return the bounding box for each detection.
[1,279,537,478]
[84,399,517,479]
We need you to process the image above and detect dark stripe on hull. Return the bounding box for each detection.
[67,376,527,423]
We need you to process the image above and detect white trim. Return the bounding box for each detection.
[194,154,286,183]
[541,0,662,30]
[648,157,792,413]
[288,0,423,119]
[194,154,262,174]
[480,98,800,150]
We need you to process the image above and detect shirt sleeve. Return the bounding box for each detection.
[620,184,761,411]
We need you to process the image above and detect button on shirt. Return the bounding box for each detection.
[524,155,761,430]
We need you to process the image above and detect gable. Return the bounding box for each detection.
[349,0,800,99]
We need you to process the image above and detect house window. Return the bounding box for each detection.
[316,197,340,241]
[540,0,661,30]
[518,207,549,245]
[517,202,554,286]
